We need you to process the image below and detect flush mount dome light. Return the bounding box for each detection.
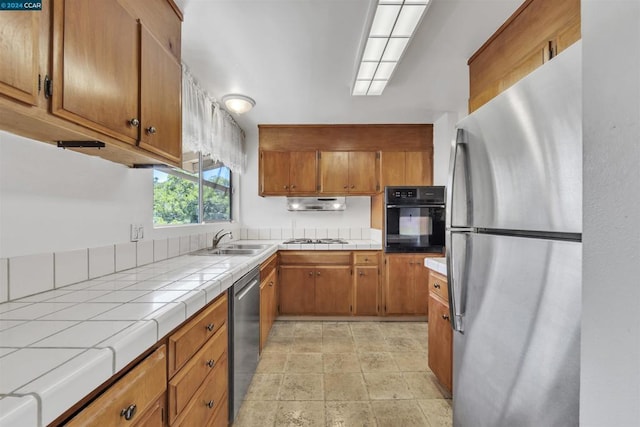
[222,94,256,114]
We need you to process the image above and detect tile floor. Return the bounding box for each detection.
[233,320,452,427]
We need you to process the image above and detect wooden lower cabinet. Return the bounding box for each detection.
[353,251,380,315]
[279,265,316,314]
[427,270,452,392]
[384,254,430,315]
[260,254,278,352]
[66,345,167,426]
[168,292,229,426]
[314,265,351,314]
[135,396,167,427]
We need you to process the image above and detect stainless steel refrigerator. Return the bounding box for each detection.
[446,41,582,427]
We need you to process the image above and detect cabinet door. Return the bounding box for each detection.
[314,266,351,315]
[348,151,378,193]
[380,152,405,188]
[135,395,166,427]
[139,25,182,163]
[414,258,430,315]
[405,151,432,186]
[260,269,276,351]
[0,10,40,105]
[319,151,349,193]
[279,266,315,314]
[260,151,290,194]
[52,0,139,143]
[289,151,317,193]
[384,255,415,315]
[428,294,452,392]
[354,266,379,315]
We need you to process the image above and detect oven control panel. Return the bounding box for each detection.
[386,186,445,204]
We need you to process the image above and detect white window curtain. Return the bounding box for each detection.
[182,64,246,173]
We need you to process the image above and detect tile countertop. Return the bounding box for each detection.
[0,239,381,427]
[424,257,447,276]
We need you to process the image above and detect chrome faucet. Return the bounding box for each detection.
[212,229,233,249]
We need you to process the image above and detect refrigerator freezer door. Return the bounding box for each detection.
[452,232,580,427]
[450,42,581,233]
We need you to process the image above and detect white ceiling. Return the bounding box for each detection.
[179,0,521,136]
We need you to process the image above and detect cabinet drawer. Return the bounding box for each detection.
[353,251,379,265]
[66,345,167,427]
[260,253,278,279]
[168,323,227,423]
[173,355,228,427]
[169,293,227,376]
[279,251,351,265]
[428,270,448,302]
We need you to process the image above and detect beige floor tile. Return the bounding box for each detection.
[294,321,324,337]
[363,372,412,400]
[358,352,399,372]
[385,336,424,352]
[403,371,447,399]
[261,335,293,353]
[322,322,352,338]
[378,322,419,338]
[275,401,325,427]
[322,337,356,353]
[292,336,324,353]
[349,322,383,338]
[371,400,429,427]
[245,373,283,400]
[278,373,324,400]
[390,352,428,372]
[417,399,453,427]
[269,321,296,337]
[233,400,278,427]
[353,336,393,353]
[325,401,377,427]
[324,373,369,400]
[256,352,288,373]
[323,353,361,373]
[286,352,324,373]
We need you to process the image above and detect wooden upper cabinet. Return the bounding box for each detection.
[319,151,379,194]
[380,151,432,188]
[139,25,182,163]
[260,150,317,195]
[468,0,580,112]
[52,0,140,143]
[0,5,46,106]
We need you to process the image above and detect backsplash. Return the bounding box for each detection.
[0,227,379,303]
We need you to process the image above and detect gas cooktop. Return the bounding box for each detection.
[282,238,349,244]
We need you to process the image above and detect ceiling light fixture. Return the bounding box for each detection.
[352,0,431,96]
[222,94,256,114]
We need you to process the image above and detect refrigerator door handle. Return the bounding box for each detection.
[446,231,466,333]
[446,128,469,229]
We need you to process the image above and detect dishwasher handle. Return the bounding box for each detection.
[236,278,259,300]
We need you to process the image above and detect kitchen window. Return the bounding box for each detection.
[153,151,232,225]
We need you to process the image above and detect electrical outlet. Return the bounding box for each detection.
[138,225,144,240]
[130,224,139,242]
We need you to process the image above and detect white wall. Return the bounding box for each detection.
[0,131,237,258]
[581,1,640,426]
[433,112,460,186]
[238,132,372,229]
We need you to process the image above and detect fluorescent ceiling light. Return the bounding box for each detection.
[352,0,431,96]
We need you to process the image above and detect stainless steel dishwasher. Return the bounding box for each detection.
[228,266,260,423]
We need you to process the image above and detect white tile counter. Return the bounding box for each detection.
[424,257,447,276]
[0,240,380,426]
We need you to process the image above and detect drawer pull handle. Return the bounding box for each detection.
[206,400,215,409]
[121,404,137,421]
[434,283,441,289]
[442,314,450,320]
[146,126,157,135]
[269,281,274,287]
[359,271,364,276]
[206,323,215,332]
[206,359,215,368]
[364,258,369,262]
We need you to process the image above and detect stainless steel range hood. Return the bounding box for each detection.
[286,197,346,211]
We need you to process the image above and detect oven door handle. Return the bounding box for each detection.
[386,204,445,208]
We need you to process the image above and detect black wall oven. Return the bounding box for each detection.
[384,186,446,253]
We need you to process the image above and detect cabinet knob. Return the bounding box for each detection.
[434,283,441,289]
[350,185,355,189]
[283,185,289,190]
[145,126,157,135]
[364,258,369,262]
[206,400,215,409]
[269,281,274,287]
[316,271,321,276]
[205,323,215,332]
[308,271,314,277]
[343,185,348,189]
[409,261,414,265]
[442,314,449,320]
[291,184,296,189]
[206,359,215,368]
[120,404,137,421]
[359,271,364,276]
[128,118,140,127]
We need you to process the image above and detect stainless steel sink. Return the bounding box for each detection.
[190,247,263,256]
[221,243,271,250]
